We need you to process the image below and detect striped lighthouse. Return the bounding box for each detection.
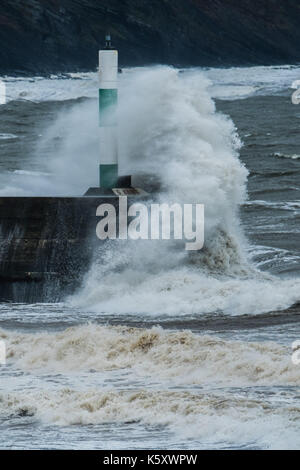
[98,35,118,188]
[84,36,140,196]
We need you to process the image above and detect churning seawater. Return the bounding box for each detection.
[0,66,300,449]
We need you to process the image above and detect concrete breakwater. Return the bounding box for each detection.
[0,196,121,302]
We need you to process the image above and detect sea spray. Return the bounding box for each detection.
[1,67,300,315]
[67,67,300,316]
[64,68,276,314]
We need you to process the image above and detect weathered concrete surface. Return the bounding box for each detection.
[0,197,120,302]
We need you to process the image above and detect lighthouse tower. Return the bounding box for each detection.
[84,35,145,196]
[98,35,119,188]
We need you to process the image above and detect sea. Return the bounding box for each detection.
[0,65,299,449]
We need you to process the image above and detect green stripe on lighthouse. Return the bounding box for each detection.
[99,89,118,126]
[99,88,118,188]
[99,163,118,188]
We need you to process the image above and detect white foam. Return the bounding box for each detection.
[1,323,299,449]
[73,265,300,316]
[0,386,298,449]
[0,133,18,140]
[2,324,298,386]
[13,170,50,176]
[1,64,300,106]
[273,152,300,160]
[245,199,300,211]
[1,73,97,103]
[202,64,300,100]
